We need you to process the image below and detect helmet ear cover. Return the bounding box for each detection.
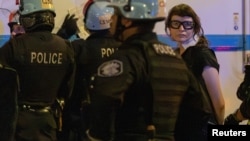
[20,11,55,32]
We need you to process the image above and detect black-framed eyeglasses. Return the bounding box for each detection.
[169,20,194,30]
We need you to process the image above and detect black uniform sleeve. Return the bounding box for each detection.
[0,40,15,66]
[88,47,145,140]
[0,40,18,141]
[90,50,135,105]
[57,41,76,100]
[0,66,19,141]
[71,39,84,54]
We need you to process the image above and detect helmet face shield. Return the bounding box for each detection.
[20,11,55,31]
[106,0,166,21]
[19,0,56,16]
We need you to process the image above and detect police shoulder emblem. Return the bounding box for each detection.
[98,60,123,77]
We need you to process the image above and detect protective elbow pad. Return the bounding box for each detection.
[236,82,250,101]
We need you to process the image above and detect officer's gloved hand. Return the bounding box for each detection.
[57,14,79,39]
[224,113,241,125]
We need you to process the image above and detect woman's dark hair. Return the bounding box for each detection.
[165,3,209,46]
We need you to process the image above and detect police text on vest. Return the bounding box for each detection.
[31,52,63,64]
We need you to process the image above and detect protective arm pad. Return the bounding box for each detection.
[236,81,250,101]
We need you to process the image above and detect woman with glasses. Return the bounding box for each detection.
[165,3,225,141]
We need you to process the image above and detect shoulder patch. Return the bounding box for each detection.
[97,60,123,77]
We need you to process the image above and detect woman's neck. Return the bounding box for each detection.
[178,35,199,54]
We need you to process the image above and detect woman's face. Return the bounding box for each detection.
[168,15,194,44]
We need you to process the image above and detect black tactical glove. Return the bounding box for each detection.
[224,114,241,125]
[57,13,78,39]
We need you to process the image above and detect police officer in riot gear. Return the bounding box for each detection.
[224,65,250,125]
[0,0,75,140]
[86,0,203,141]
[60,1,120,141]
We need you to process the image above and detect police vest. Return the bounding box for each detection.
[132,39,191,139]
[11,32,75,106]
